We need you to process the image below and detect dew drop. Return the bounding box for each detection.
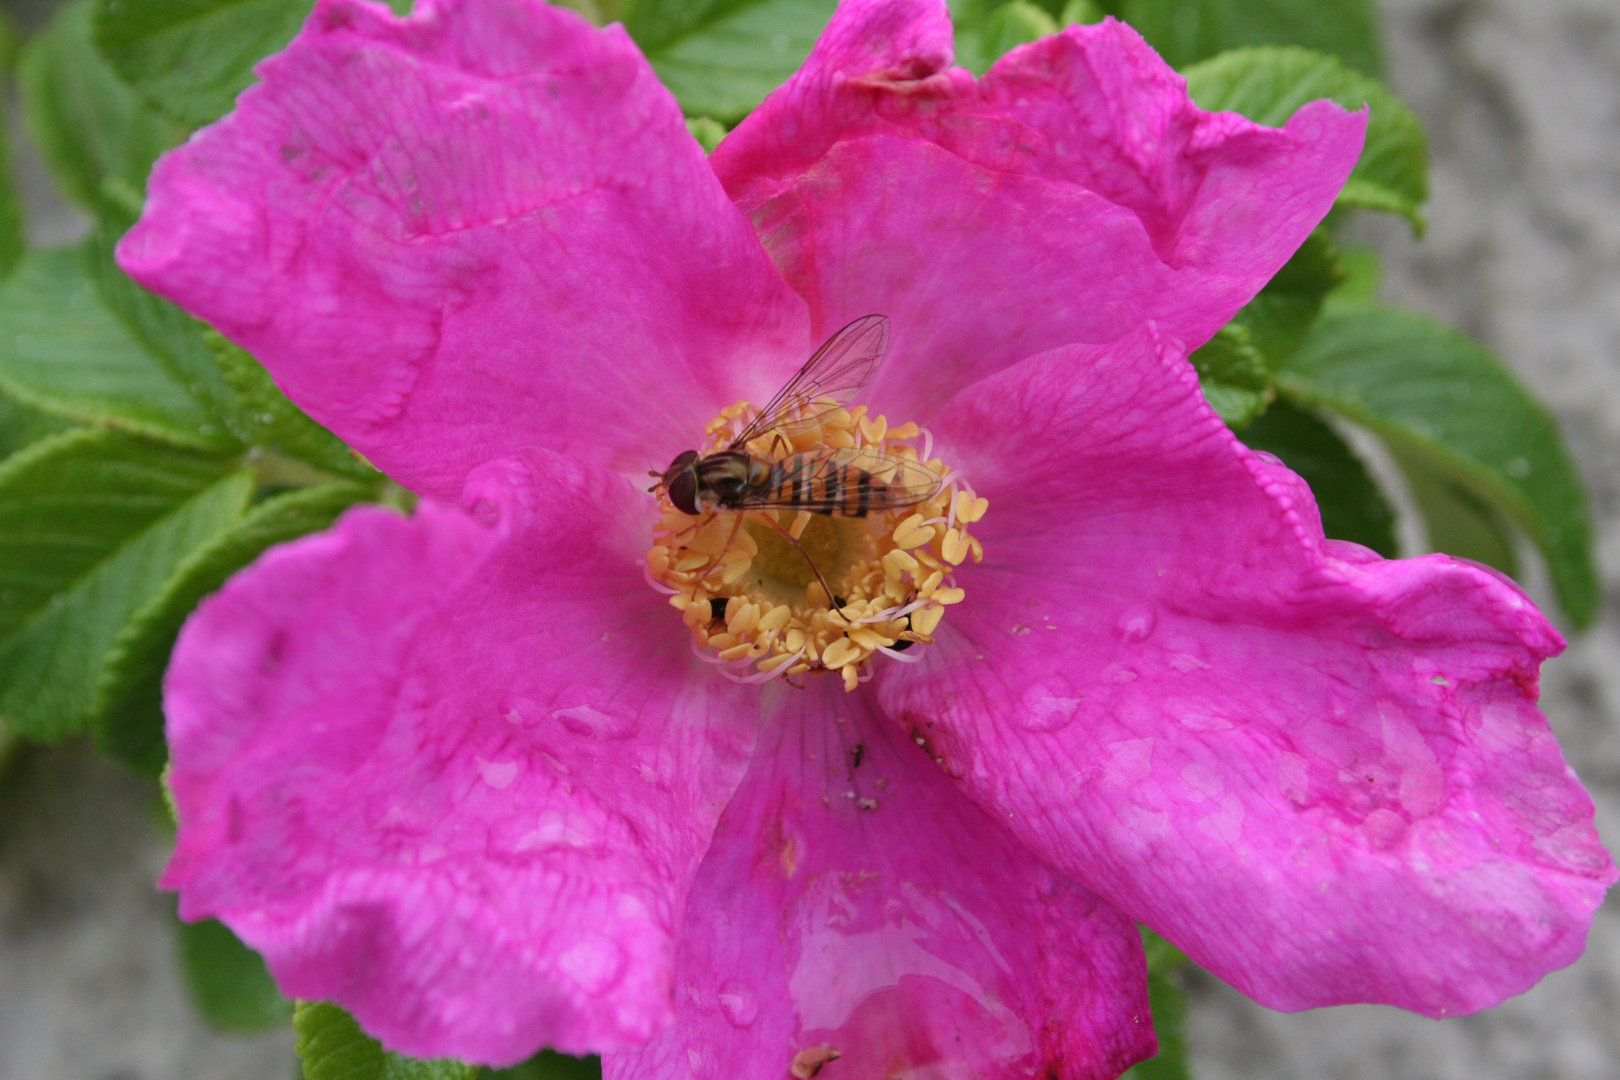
[499,696,539,727]
[514,810,602,854]
[717,979,759,1028]
[1014,684,1082,732]
[557,935,626,997]
[686,1046,719,1080]
[1116,603,1157,644]
[476,757,519,789]
[552,703,636,740]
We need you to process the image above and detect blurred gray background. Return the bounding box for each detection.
[1,0,1617,1077]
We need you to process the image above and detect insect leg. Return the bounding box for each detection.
[756,512,845,619]
[696,511,748,582]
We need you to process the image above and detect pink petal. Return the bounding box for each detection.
[162,448,759,1064]
[117,0,808,499]
[604,682,1154,1080]
[879,326,1615,1017]
[712,0,1366,420]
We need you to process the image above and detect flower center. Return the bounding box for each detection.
[647,399,986,690]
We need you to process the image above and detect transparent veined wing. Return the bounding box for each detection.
[735,447,942,516]
[730,314,889,448]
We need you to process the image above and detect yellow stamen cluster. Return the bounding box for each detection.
[647,400,986,691]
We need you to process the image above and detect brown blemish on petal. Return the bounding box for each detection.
[779,832,799,879]
[791,1046,842,1078]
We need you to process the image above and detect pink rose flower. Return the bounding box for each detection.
[116,0,1614,1074]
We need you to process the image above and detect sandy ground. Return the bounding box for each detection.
[1,0,1617,1077]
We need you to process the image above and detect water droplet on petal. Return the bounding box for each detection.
[514,810,603,854]
[476,757,519,789]
[1014,683,1081,732]
[1363,808,1407,850]
[717,979,759,1028]
[556,935,626,997]
[686,1046,719,1079]
[1116,603,1157,644]
[552,704,636,740]
[499,696,538,727]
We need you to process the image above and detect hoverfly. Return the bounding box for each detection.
[658,314,941,519]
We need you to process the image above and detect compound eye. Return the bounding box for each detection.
[667,469,699,514]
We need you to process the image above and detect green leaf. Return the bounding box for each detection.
[1120,969,1190,1079]
[482,1052,602,1079]
[628,0,837,121]
[685,116,729,153]
[1239,398,1397,556]
[93,481,373,775]
[1058,0,1106,25]
[93,0,315,129]
[1183,46,1428,231]
[294,1001,480,1080]
[177,914,293,1032]
[1140,926,1187,975]
[1281,306,1598,626]
[1118,0,1382,77]
[0,244,240,451]
[87,230,246,428]
[1190,321,1272,427]
[1391,441,1518,579]
[0,9,22,76]
[207,333,376,480]
[18,0,181,225]
[955,0,1058,74]
[1322,243,1381,314]
[0,117,25,284]
[0,428,251,740]
[0,390,71,462]
[1120,927,1190,1080]
[1233,228,1345,368]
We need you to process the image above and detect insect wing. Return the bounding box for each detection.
[735,448,942,515]
[730,314,889,448]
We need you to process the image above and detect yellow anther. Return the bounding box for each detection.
[941,528,970,565]
[822,638,862,669]
[841,664,860,691]
[727,601,761,635]
[892,513,936,550]
[932,587,966,605]
[883,548,920,578]
[848,627,891,651]
[954,491,989,523]
[759,605,791,634]
[912,605,945,636]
